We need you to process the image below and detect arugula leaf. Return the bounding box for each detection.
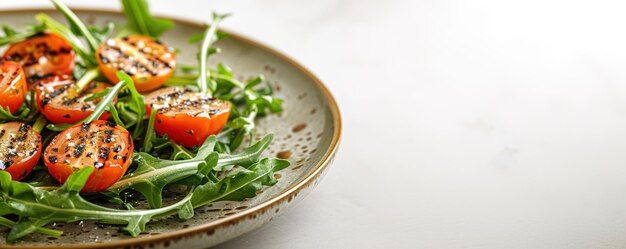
[1,25,19,37]
[216,132,274,170]
[0,167,193,242]
[190,158,289,206]
[0,24,45,46]
[115,71,146,137]
[0,216,62,239]
[188,30,228,44]
[89,22,115,44]
[0,91,39,123]
[120,0,174,37]
[105,134,275,208]
[106,136,218,208]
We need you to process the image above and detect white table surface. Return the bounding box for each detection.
[4,0,626,248]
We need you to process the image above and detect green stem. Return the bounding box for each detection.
[50,0,99,52]
[47,81,126,131]
[108,160,203,192]
[142,109,158,152]
[165,77,195,86]
[31,115,47,133]
[217,127,234,139]
[170,72,245,89]
[0,216,63,237]
[107,103,125,127]
[3,191,192,228]
[76,67,101,90]
[198,14,228,94]
[35,13,96,66]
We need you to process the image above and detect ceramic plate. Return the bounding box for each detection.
[0,8,341,249]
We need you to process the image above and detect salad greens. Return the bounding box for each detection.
[0,0,288,242]
[120,0,174,37]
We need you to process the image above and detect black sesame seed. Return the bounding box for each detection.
[99,147,110,159]
[81,122,91,133]
[2,160,13,168]
[18,124,29,132]
[73,142,86,158]
[41,97,51,107]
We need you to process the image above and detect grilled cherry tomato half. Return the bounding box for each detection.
[0,122,42,180]
[96,35,176,92]
[145,87,231,148]
[44,120,133,192]
[0,61,28,113]
[3,33,75,84]
[35,75,114,124]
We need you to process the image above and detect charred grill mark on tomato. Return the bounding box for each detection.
[2,33,75,83]
[36,78,114,124]
[0,122,42,180]
[145,87,229,117]
[97,35,176,92]
[81,122,91,132]
[98,147,110,159]
[99,38,174,77]
[44,120,134,192]
[26,73,56,83]
[144,87,232,148]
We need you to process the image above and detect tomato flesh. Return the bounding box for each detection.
[0,122,42,180]
[43,120,133,192]
[145,87,231,148]
[96,35,176,92]
[35,75,114,124]
[0,61,28,113]
[3,33,75,84]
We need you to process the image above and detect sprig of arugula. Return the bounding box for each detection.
[121,0,174,37]
[0,167,194,242]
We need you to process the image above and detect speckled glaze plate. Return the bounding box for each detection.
[0,8,341,249]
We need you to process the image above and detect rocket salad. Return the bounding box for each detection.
[0,0,287,242]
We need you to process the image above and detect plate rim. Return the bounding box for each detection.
[0,7,342,249]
